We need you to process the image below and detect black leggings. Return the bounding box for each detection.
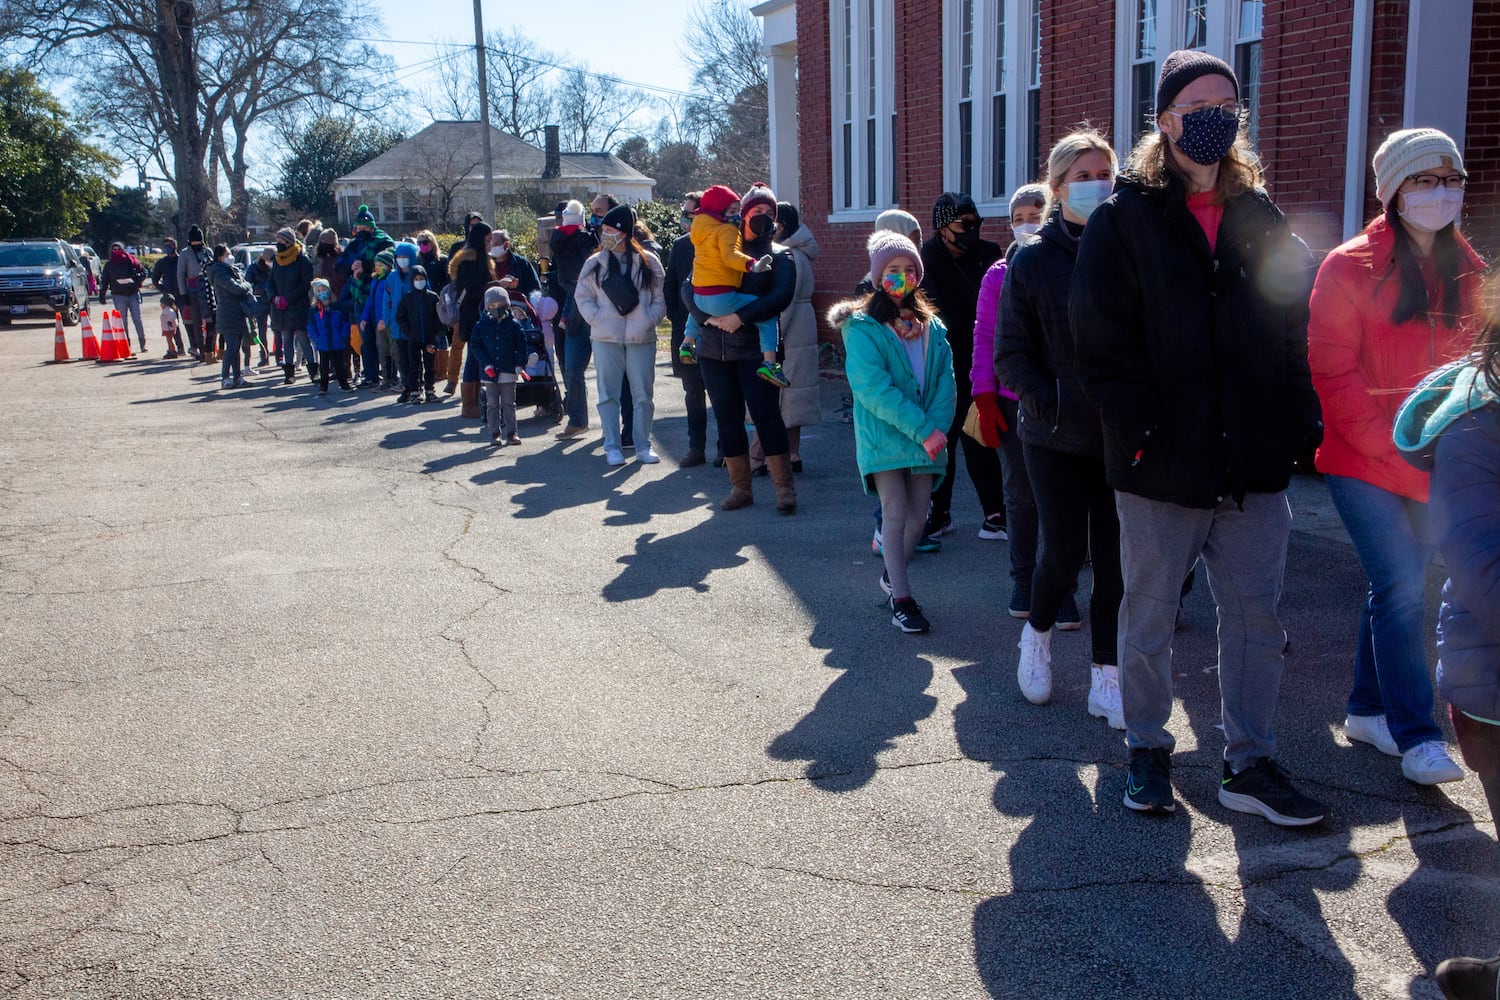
[700,356,788,457]
[1023,442,1122,665]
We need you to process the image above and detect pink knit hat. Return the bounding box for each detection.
[867,231,923,285]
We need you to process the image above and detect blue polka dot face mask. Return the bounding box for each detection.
[1173,105,1241,166]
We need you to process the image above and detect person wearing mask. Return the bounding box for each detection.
[446,222,498,412]
[663,191,710,467]
[589,193,620,235]
[270,226,316,385]
[413,229,451,380]
[921,193,1008,541]
[831,232,956,634]
[997,132,1124,728]
[687,184,799,512]
[384,242,420,399]
[398,264,443,404]
[305,278,352,394]
[176,227,216,362]
[753,201,820,472]
[246,246,274,368]
[1072,51,1326,825]
[489,229,542,299]
[552,200,601,437]
[574,204,667,465]
[341,205,394,386]
[971,184,1055,623]
[151,237,181,303]
[100,242,150,353]
[207,243,254,389]
[1309,128,1482,785]
[467,286,532,443]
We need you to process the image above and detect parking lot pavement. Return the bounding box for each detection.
[1,310,1494,999]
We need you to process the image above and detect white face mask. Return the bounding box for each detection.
[489,245,509,259]
[413,280,427,291]
[1399,186,1463,234]
[397,257,409,270]
[1012,222,1041,238]
[1062,179,1113,221]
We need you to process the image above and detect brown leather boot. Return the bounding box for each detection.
[460,380,480,419]
[721,455,754,510]
[766,453,797,514]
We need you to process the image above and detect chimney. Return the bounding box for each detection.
[543,124,561,180]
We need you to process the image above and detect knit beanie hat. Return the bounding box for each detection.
[355,204,376,226]
[187,225,204,244]
[275,227,297,246]
[1009,183,1049,216]
[932,192,978,232]
[310,278,330,299]
[319,228,338,246]
[740,183,777,218]
[698,184,742,220]
[601,204,636,234]
[560,200,585,226]
[375,249,396,270]
[1373,128,1465,207]
[867,231,923,286]
[874,208,922,243]
[1155,50,1238,117]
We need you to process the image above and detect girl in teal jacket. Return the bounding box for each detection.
[831,231,956,634]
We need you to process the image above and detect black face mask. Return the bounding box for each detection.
[949,228,980,252]
[748,215,774,238]
[317,244,337,258]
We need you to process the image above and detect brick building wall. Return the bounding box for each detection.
[1363,0,1411,222]
[1465,0,1500,258]
[1038,2,1115,159]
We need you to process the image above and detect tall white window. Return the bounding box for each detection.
[946,0,1043,213]
[830,0,894,216]
[1114,1,1250,156]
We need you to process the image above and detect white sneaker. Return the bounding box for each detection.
[1344,714,1400,757]
[604,447,626,467]
[221,378,234,388]
[637,448,660,464]
[1016,623,1053,705]
[1401,741,1464,785]
[1088,664,1125,729]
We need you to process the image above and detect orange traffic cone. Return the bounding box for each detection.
[49,313,70,363]
[103,310,123,362]
[80,308,100,360]
[113,310,134,358]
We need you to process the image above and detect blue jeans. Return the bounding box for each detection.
[360,319,380,382]
[563,328,592,428]
[1325,475,1442,751]
[690,290,777,356]
[219,331,242,381]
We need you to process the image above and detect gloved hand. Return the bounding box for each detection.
[484,365,497,379]
[515,366,529,381]
[922,429,948,461]
[750,254,774,273]
[274,296,288,310]
[974,391,1008,449]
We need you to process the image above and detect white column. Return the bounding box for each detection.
[1405,0,1474,147]
[766,42,801,205]
[1344,0,1375,241]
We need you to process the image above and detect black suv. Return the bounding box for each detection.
[0,239,89,327]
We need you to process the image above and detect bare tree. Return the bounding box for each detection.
[555,67,651,153]
[397,142,487,232]
[423,28,556,144]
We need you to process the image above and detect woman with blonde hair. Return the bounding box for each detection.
[997,130,1123,726]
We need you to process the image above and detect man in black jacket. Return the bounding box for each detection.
[920,193,1008,540]
[1071,50,1326,827]
[664,191,709,466]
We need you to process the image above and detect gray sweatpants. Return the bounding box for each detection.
[482,378,517,439]
[1115,490,1291,772]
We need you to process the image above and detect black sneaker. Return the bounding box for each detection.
[978,514,1008,540]
[923,511,954,537]
[1124,747,1175,814]
[1436,955,1500,1000]
[890,597,930,634]
[1057,594,1083,631]
[1218,759,1327,827]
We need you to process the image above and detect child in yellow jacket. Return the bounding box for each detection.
[679,183,788,387]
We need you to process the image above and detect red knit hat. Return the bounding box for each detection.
[698,184,741,220]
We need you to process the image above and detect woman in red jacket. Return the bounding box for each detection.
[1309,127,1484,785]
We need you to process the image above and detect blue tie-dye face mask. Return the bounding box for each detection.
[881,271,914,299]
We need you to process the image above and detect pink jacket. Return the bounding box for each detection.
[970,258,1017,400]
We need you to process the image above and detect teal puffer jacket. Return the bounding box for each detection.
[834,300,957,494]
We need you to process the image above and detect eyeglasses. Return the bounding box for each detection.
[1165,100,1246,120]
[1407,173,1467,191]
[418,240,433,247]
[949,218,981,232]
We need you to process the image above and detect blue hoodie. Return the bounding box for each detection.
[383,242,420,341]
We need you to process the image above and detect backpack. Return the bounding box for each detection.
[437,282,463,326]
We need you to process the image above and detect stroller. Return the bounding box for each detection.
[507,291,564,423]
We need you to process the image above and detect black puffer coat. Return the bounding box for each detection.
[1070,174,1323,508]
[686,231,795,363]
[269,253,314,334]
[996,210,1102,458]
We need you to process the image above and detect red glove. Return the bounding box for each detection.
[922,429,948,461]
[484,365,497,379]
[274,296,288,309]
[974,391,1008,448]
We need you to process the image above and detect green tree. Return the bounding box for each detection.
[84,185,157,249]
[0,67,116,239]
[277,115,404,221]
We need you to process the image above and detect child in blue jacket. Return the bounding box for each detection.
[385,241,419,400]
[305,278,351,393]
[360,250,395,390]
[469,286,534,445]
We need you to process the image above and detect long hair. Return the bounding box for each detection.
[592,237,657,291]
[864,285,937,328]
[1384,202,1463,328]
[1043,128,1117,216]
[1122,126,1264,202]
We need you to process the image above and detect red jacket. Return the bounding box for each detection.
[1308,216,1484,501]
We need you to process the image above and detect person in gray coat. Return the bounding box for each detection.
[269,227,316,384]
[176,226,215,360]
[773,202,821,468]
[208,243,255,388]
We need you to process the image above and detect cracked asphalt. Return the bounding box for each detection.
[2,308,1496,999]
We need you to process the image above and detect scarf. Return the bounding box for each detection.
[275,243,302,266]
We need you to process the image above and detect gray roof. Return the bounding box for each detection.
[334,121,654,187]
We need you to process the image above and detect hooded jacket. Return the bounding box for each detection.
[831,298,956,494]
[100,248,147,300]
[177,244,213,308]
[208,259,254,337]
[1070,173,1322,508]
[269,249,314,333]
[305,301,350,353]
[383,242,420,340]
[686,231,796,363]
[777,223,823,429]
[574,247,667,345]
[996,211,1103,458]
[1395,362,1500,722]
[690,212,758,290]
[1308,215,1483,502]
[397,272,443,347]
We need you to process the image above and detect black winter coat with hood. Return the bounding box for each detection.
[919,233,1002,390]
[1070,173,1323,509]
[685,230,795,363]
[996,209,1103,458]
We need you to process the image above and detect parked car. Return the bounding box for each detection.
[70,243,100,279]
[231,243,278,270]
[0,239,90,326]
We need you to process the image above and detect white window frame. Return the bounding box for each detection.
[943,0,1039,216]
[1112,0,1237,158]
[828,0,895,222]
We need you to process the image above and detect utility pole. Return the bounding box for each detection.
[472,0,496,220]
